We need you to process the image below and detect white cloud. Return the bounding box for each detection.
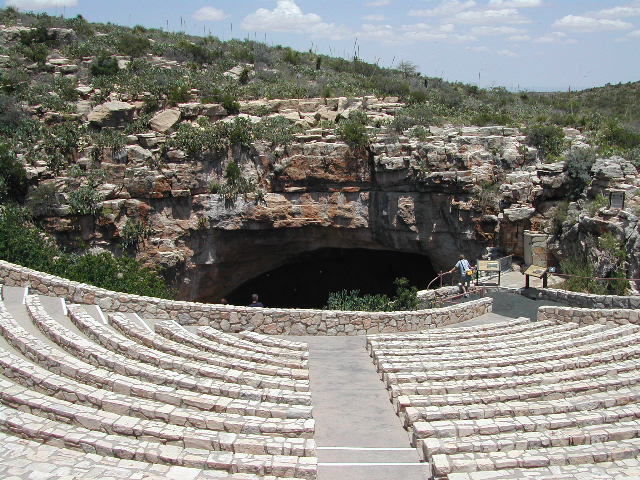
[591,5,640,19]
[363,14,388,21]
[629,29,640,37]
[6,0,77,9]
[467,45,490,52]
[508,34,531,41]
[365,0,390,5]
[553,15,633,32]
[409,0,476,18]
[451,8,530,24]
[470,26,520,35]
[497,48,518,56]
[488,0,543,7]
[534,31,576,44]
[193,6,229,22]
[242,0,348,39]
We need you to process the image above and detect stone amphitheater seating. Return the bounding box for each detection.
[0,287,317,479]
[368,317,640,479]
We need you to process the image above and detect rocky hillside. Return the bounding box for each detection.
[0,10,638,300]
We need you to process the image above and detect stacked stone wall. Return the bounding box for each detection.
[0,260,492,335]
[538,305,640,326]
[536,288,640,309]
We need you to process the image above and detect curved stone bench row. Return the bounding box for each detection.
[367,320,581,352]
[0,404,316,478]
[18,298,309,406]
[370,323,609,360]
[107,312,308,380]
[0,377,315,457]
[0,431,311,480]
[365,317,535,347]
[196,326,308,360]
[62,303,309,393]
[388,357,640,398]
[237,331,309,351]
[155,320,307,368]
[447,461,640,479]
[375,324,639,372]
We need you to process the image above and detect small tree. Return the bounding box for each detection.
[525,124,565,159]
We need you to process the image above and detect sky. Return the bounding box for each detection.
[4,0,640,91]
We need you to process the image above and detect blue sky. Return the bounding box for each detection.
[5,0,640,91]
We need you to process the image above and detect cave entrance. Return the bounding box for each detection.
[224,248,437,309]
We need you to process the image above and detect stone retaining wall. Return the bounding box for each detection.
[535,288,640,309]
[538,305,640,326]
[0,260,492,335]
[416,286,460,309]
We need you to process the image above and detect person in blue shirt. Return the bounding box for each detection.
[249,293,264,307]
[449,254,473,297]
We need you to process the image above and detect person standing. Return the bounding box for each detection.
[449,254,473,297]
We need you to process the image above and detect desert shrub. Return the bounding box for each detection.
[550,200,569,235]
[476,179,501,213]
[120,218,151,250]
[26,183,61,216]
[525,124,565,158]
[89,129,126,162]
[41,122,83,173]
[68,184,103,216]
[0,143,27,203]
[586,193,608,215]
[90,53,119,77]
[599,118,640,150]
[325,277,418,312]
[336,110,369,148]
[168,117,252,156]
[116,32,150,58]
[216,161,259,200]
[254,116,299,147]
[565,148,597,200]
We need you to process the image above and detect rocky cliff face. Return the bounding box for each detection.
[5,24,637,299]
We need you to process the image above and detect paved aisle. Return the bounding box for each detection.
[297,335,430,480]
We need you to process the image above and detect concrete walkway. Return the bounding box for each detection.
[297,335,430,480]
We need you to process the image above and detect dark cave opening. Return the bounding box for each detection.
[224,248,437,309]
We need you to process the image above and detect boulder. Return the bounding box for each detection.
[87,101,135,128]
[503,206,536,222]
[150,109,181,133]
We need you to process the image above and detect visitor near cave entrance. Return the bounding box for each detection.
[449,254,474,297]
[248,293,264,307]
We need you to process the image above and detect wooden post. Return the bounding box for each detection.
[525,274,530,289]
[543,272,548,288]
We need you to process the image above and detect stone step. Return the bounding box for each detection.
[237,330,308,352]
[0,347,313,437]
[389,357,640,397]
[156,320,307,368]
[108,312,308,380]
[0,430,310,480]
[382,343,640,384]
[197,326,308,361]
[446,459,640,479]
[376,325,637,368]
[60,302,309,392]
[0,404,316,478]
[0,376,315,456]
[403,388,640,424]
[421,418,640,457]
[412,403,640,442]
[431,437,640,478]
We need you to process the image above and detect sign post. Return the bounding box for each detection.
[524,265,548,288]
[476,260,502,286]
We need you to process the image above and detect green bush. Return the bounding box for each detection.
[68,185,103,216]
[90,53,119,77]
[254,116,300,147]
[336,110,369,149]
[525,124,565,158]
[0,205,172,298]
[26,183,61,216]
[0,143,27,203]
[325,277,418,312]
[600,118,640,150]
[116,32,151,58]
[565,148,597,200]
[120,218,151,250]
[216,161,259,200]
